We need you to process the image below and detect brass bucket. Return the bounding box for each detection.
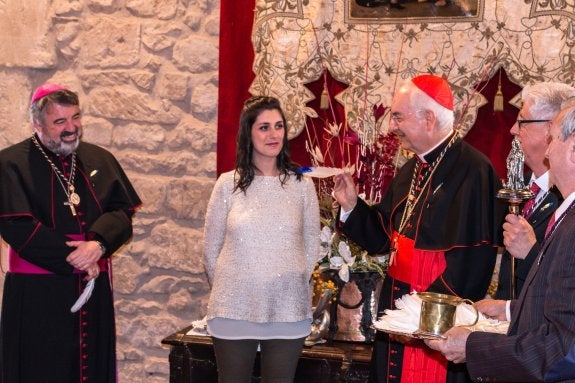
[417,292,478,336]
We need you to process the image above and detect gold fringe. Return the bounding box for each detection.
[494,69,504,112]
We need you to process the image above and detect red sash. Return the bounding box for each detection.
[388,232,446,290]
[388,231,449,383]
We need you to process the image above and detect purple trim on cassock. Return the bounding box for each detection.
[8,233,108,274]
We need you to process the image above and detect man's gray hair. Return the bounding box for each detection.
[557,104,575,141]
[403,80,455,131]
[522,82,575,120]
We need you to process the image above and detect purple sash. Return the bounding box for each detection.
[8,233,108,274]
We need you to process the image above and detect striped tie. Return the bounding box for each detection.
[522,182,541,219]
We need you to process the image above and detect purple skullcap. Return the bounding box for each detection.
[30,83,70,104]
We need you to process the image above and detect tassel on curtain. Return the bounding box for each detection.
[493,68,504,112]
[320,84,329,110]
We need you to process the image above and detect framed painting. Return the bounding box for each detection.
[345,0,484,24]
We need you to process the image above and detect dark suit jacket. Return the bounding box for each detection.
[465,202,575,382]
[495,185,562,299]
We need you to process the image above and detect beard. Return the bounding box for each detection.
[39,130,81,156]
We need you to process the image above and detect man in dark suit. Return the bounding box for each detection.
[426,103,575,381]
[494,82,573,300]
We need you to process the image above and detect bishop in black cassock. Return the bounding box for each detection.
[0,84,141,383]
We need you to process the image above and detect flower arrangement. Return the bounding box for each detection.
[304,84,398,283]
[315,192,388,282]
[311,270,338,303]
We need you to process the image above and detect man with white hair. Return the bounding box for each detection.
[333,74,504,383]
[493,82,574,301]
[427,104,575,382]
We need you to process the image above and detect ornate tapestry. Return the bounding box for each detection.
[249,0,575,143]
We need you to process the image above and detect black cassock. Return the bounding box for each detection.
[341,135,505,383]
[0,136,141,383]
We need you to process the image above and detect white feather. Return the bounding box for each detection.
[300,166,344,178]
[71,279,95,313]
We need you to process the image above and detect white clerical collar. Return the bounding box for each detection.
[417,130,454,163]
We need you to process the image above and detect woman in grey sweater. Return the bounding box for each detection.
[204,96,320,382]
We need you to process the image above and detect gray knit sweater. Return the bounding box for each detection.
[204,171,320,323]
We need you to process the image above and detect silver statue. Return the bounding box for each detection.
[498,137,533,211]
[504,138,527,191]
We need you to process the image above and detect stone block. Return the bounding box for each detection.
[173,36,218,73]
[205,15,220,36]
[148,223,206,273]
[157,72,189,101]
[87,0,121,13]
[0,73,32,147]
[113,253,148,294]
[128,176,167,214]
[88,86,181,124]
[81,116,114,147]
[80,17,141,69]
[0,0,56,68]
[163,178,214,220]
[142,22,182,52]
[190,82,218,122]
[113,123,166,151]
[169,116,216,152]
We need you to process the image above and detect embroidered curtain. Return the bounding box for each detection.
[218,0,575,179]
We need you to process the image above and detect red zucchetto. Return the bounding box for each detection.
[411,74,454,111]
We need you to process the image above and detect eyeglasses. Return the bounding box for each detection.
[516,119,550,129]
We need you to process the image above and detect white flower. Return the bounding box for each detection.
[319,244,330,258]
[320,226,333,244]
[330,256,350,282]
[319,226,333,258]
[339,264,350,282]
[338,241,356,266]
[330,256,344,269]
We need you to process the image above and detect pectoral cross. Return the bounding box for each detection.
[64,200,77,216]
[65,186,80,217]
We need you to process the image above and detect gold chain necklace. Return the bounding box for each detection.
[389,132,460,264]
[32,135,80,216]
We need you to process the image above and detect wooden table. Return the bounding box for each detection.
[161,325,373,382]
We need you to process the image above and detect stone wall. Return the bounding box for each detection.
[0,0,218,381]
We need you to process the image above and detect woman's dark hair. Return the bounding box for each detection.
[234,96,302,193]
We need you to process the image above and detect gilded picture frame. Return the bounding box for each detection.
[345,0,484,24]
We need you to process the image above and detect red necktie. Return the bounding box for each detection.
[522,182,541,219]
[545,213,556,237]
